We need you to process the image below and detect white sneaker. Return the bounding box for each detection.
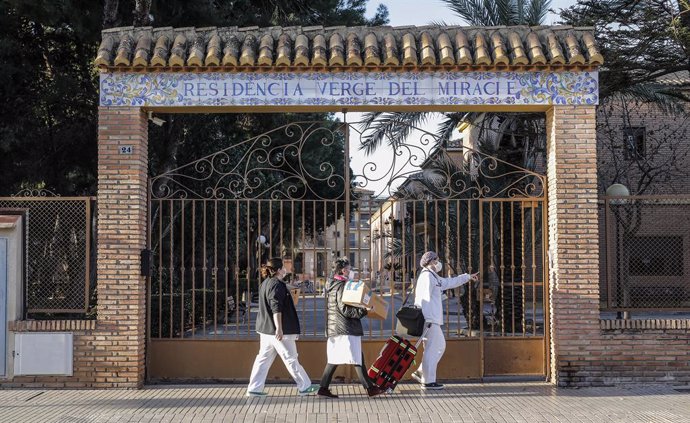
[298,384,320,396]
[246,391,268,397]
[410,371,423,384]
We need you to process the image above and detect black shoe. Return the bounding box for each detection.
[422,382,444,390]
[317,387,338,398]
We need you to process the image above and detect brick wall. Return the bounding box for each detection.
[596,98,690,310]
[546,106,602,386]
[559,327,690,386]
[597,99,690,195]
[1,107,149,389]
[93,106,148,388]
[2,102,687,389]
[592,99,690,386]
[593,321,690,385]
[547,106,690,387]
[2,321,97,388]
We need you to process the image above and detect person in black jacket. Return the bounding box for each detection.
[247,258,318,397]
[317,257,383,399]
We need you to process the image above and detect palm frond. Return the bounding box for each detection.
[616,83,690,115]
[357,112,431,156]
[441,0,550,25]
[356,111,396,155]
[393,184,424,200]
[429,19,459,26]
[435,113,465,143]
[419,168,447,187]
[495,0,516,25]
[434,150,463,171]
[516,0,526,24]
[357,111,385,133]
[441,0,493,25]
[524,0,551,25]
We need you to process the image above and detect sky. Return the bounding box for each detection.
[367,0,578,26]
[342,0,578,198]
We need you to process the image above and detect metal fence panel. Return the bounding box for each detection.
[602,196,690,311]
[0,194,93,314]
[148,197,547,340]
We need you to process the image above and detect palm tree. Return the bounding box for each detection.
[359,0,552,163]
[440,0,550,26]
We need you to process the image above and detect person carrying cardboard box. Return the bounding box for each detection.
[341,278,389,320]
[317,257,384,399]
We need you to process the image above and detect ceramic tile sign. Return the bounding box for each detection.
[100,71,598,107]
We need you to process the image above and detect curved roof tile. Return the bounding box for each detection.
[95,25,603,70]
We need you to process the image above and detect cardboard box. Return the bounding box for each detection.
[342,280,371,307]
[289,287,300,305]
[342,281,389,320]
[366,293,389,320]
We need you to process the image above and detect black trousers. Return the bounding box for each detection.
[320,353,371,390]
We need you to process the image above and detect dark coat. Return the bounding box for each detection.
[325,277,367,337]
[255,277,300,336]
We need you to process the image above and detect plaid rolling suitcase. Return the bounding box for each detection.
[367,326,428,392]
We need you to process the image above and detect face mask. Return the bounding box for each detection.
[434,261,443,272]
[347,270,355,281]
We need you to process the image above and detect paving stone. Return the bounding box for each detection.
[0,382,688,423]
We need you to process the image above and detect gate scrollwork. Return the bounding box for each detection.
[151,120,545,201]
[151,122,346,200]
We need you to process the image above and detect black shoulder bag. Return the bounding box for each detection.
[395,270,433,337]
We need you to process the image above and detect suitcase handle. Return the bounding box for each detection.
[414,324,432,349]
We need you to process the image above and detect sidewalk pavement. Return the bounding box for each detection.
[1,382,688,423]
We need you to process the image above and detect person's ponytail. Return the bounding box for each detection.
[259,265,273,279]
[260,257,283,280]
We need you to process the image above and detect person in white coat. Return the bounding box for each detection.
[411,251,478,390]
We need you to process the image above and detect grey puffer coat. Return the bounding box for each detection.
[325,277,368,337]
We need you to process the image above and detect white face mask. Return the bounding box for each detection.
[434,261,443,272]
[347,270,355,281]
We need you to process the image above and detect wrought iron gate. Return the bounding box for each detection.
[147,120,547,381]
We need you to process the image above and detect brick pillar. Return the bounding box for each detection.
[545,106,600,387]
[96,107,148,388]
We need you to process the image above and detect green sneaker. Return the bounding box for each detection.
[298,384,320,396]
[246,391,268,397]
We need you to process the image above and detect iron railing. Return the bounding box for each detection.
[148,197,546,340]
[0,190,95,315]
[601,195,690,311]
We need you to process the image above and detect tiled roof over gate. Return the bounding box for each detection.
[95,25,603,70]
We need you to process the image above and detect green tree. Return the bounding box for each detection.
[560,0,690,112]
[0,0,102,195]
[1,0,388,324]
[359,0,552,160]
[0,0,389,196]
[103,0,388,29]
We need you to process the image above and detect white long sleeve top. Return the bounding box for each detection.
[413,268,471,325]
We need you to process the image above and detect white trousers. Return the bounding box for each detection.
[247,333,312,392]
[419,323,446,384]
